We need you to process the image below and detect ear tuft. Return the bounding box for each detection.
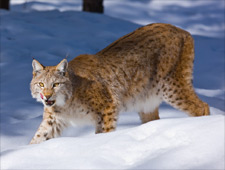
[32,59,44,74]
[56,59,68,74]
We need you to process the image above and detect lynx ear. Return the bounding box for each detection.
[32,59,44,74]
[56,59,68,74]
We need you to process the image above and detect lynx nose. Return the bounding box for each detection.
[43,89,53,100]
[45,95,52,100]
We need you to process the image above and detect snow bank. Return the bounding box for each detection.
[1,115,224,169]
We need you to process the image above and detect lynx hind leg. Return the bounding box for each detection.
[163,82,210,117]
[162,33,209,116]
[138,107,160,124]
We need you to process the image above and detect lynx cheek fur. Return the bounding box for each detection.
[30,23,209,144]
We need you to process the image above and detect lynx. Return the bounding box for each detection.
[30,23,209,144]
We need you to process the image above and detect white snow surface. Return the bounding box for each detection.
[1,116,224,169]
[1,0,225,169]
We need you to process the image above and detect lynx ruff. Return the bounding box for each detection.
[30,23,209,144]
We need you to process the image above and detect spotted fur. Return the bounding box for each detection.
[30,23,209,144]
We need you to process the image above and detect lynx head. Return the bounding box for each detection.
[30,59,72,107]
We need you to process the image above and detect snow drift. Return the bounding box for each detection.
[1,116,224,169]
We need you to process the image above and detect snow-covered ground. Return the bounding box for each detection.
[1,0,224,169]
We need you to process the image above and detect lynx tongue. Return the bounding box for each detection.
[40,93,44,99]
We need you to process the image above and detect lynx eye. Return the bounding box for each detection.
[53,83,60,88]
[39,82,44,87]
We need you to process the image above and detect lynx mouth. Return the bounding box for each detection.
[45,100,55,106]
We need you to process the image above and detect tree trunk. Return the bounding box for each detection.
[0,0,10,10]
[83,0,103,13]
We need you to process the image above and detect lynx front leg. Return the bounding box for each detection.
[138,107,160,124]
[95,106,118,134]
[30,111,65,144]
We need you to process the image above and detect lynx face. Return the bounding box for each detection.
[30,59,72,107]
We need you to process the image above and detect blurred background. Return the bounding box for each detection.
[1,0,224,37]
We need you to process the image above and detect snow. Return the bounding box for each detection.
[1,116,224,169]
[10,0,225,37]
[1,0,224,169]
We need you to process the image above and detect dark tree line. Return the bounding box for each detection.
[83,0,103,13]
[0,0,10,10]
[0,0,104,13]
